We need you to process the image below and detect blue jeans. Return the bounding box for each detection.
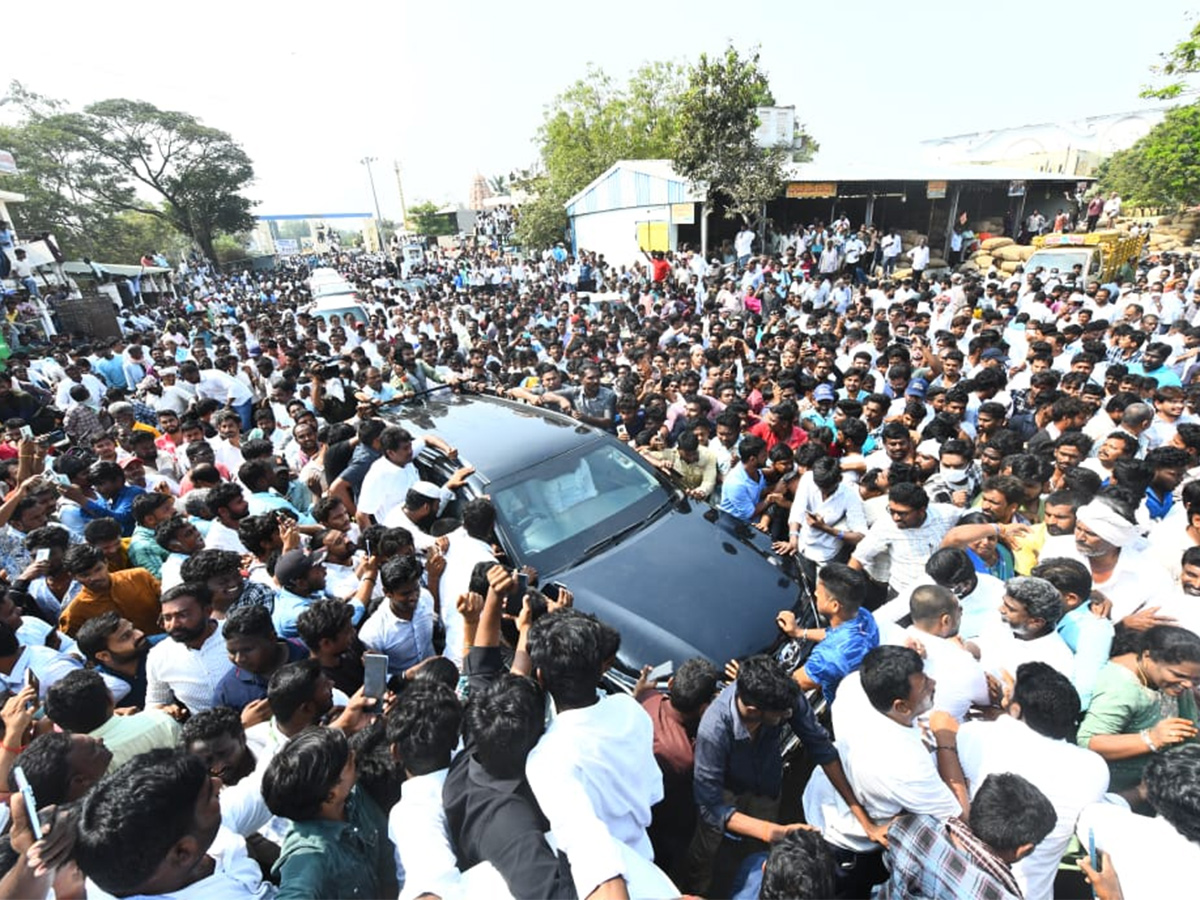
[20,277,39,298]
[232,398,254,431]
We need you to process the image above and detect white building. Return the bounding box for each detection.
[564,160,705,268]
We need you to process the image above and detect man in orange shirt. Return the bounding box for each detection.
[60,544,162,638]
[749,400,808,452]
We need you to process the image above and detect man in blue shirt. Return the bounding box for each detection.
[1128,342,1182,388]
[683,654,885,894]
[74,460,146,536]
[213,604,308,713]
[780,563,879,704]
[718,434,769,523]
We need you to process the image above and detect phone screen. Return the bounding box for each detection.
[363,653,388,702]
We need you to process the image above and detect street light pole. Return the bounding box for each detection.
[359,156,385,253]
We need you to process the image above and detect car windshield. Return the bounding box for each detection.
[488,440,670,575]
[1026,249,1097,279]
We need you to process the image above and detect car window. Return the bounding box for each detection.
[488,441,669,574]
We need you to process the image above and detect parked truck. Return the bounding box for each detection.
[1028,231,1146,286]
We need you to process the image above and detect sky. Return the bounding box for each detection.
[1,1,1195,223]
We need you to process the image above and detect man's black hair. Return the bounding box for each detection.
[1145,744,1200,844]
[888,481,929,510]
[154,515,194,551]
[461,498,495,542]
[759,828,837,899]
[76,611,123,662]
[926,547,975,586]
[63,543,106,575]
[297,598,355,649]
[238,459,277,491]
[386,681,462,776]
[83,517,123,544]
[413,656,460,690]
[238,514,279,556]
[132,491,172,525]
[860,645,924,714]
[180,548,242,583]
[349,718,404,813]
[381,554,423,593]
[181,706,244,748]
[221,603,275,642]
[267,658,324,723]
[262,726,349,821]
[73,749,211,895]
[527,609,605,709]
[1011,661,1082,742]
[464,672,544,780]
[734,654,799,713]
[8,732,76,806]
[818,562,866,613]
[668,658,719,715]
[206,481,245,515]
[969,773,1057,853]
[1031,557,1092,603]
[24,524,70,551]
[44,669,110,733]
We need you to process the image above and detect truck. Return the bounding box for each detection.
[1027,231,1146,287]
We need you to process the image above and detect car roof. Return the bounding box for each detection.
[384,392,602,482]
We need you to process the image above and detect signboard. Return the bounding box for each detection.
[786,182,837,199]
[275,238,299,255]
[1008,180,1027,197]
[753,106,796,150]
[0,151,16,175]
[670,203,695,225]
[1040,234,1088,246]
[926,180,947,199]
[636,221,669,253]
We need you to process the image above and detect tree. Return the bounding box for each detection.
[671,45,810,227]
[0,83,256,262]
[1142,19,1200,99]
[517,62,687,249]
[1097,102,1200,208]
[408,201,456,236]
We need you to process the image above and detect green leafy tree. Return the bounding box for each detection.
[517,62,687,249]
[1142,18,1200,99]
[0,83,255,262]
[671,45,810,226]
[408,201,456,236]
[1097,102,1200,207]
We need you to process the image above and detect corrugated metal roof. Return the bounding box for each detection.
[62,261,172,277]
[781,160,1096,183]
[564,160,704,216]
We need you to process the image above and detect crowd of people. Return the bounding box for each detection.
[0,215,1197,900]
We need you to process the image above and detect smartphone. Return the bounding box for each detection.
[13,767,42,837]
[34,548,51,563]
[363,653,388,703]
[645,660,674,683]
[24,668,38,696]
[542,581,566,602]
[505,571,530,617]
[1088,827,1100,873]
[18,425,32,440]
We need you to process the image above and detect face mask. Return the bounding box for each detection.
[941,465,970,486]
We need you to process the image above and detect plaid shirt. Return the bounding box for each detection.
[878,815,1022,900]
[63,403,105,443]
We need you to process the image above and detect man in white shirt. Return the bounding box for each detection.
[359,555,436,680]
[734,226,755,269]
[355,424,468,530]
[526,610,664,899]
[957,662,1110,900]
[977,576,1075,680]
[803,646,965,895]
[897,585,990,722]
[1077,742,1200,900]
[145,583,233,715]
[179,359,256,430]
[74,748,273,900]
[777,458,867,588]
[437,498,499,665]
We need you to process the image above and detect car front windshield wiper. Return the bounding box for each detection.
[578,493,675,562]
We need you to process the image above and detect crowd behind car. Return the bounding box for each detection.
[0,216,1196,899]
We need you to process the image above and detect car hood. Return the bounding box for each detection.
[554,500,801,677]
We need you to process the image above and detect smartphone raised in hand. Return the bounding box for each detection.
[363,653,388,704]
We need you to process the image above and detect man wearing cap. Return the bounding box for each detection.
[271,547,371,640]
[802,384,839,437]
[382,482,447,553]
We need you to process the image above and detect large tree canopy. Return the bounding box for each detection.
[1097,102,1200,208]
[671,45,813,225]
[0,82,255,261]
[516,62,686,250]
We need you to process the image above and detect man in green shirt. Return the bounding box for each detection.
[128,491,174,578]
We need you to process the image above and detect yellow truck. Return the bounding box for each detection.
[1028,231,1146,286]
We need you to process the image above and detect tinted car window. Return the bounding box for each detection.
[489,440,668,574]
